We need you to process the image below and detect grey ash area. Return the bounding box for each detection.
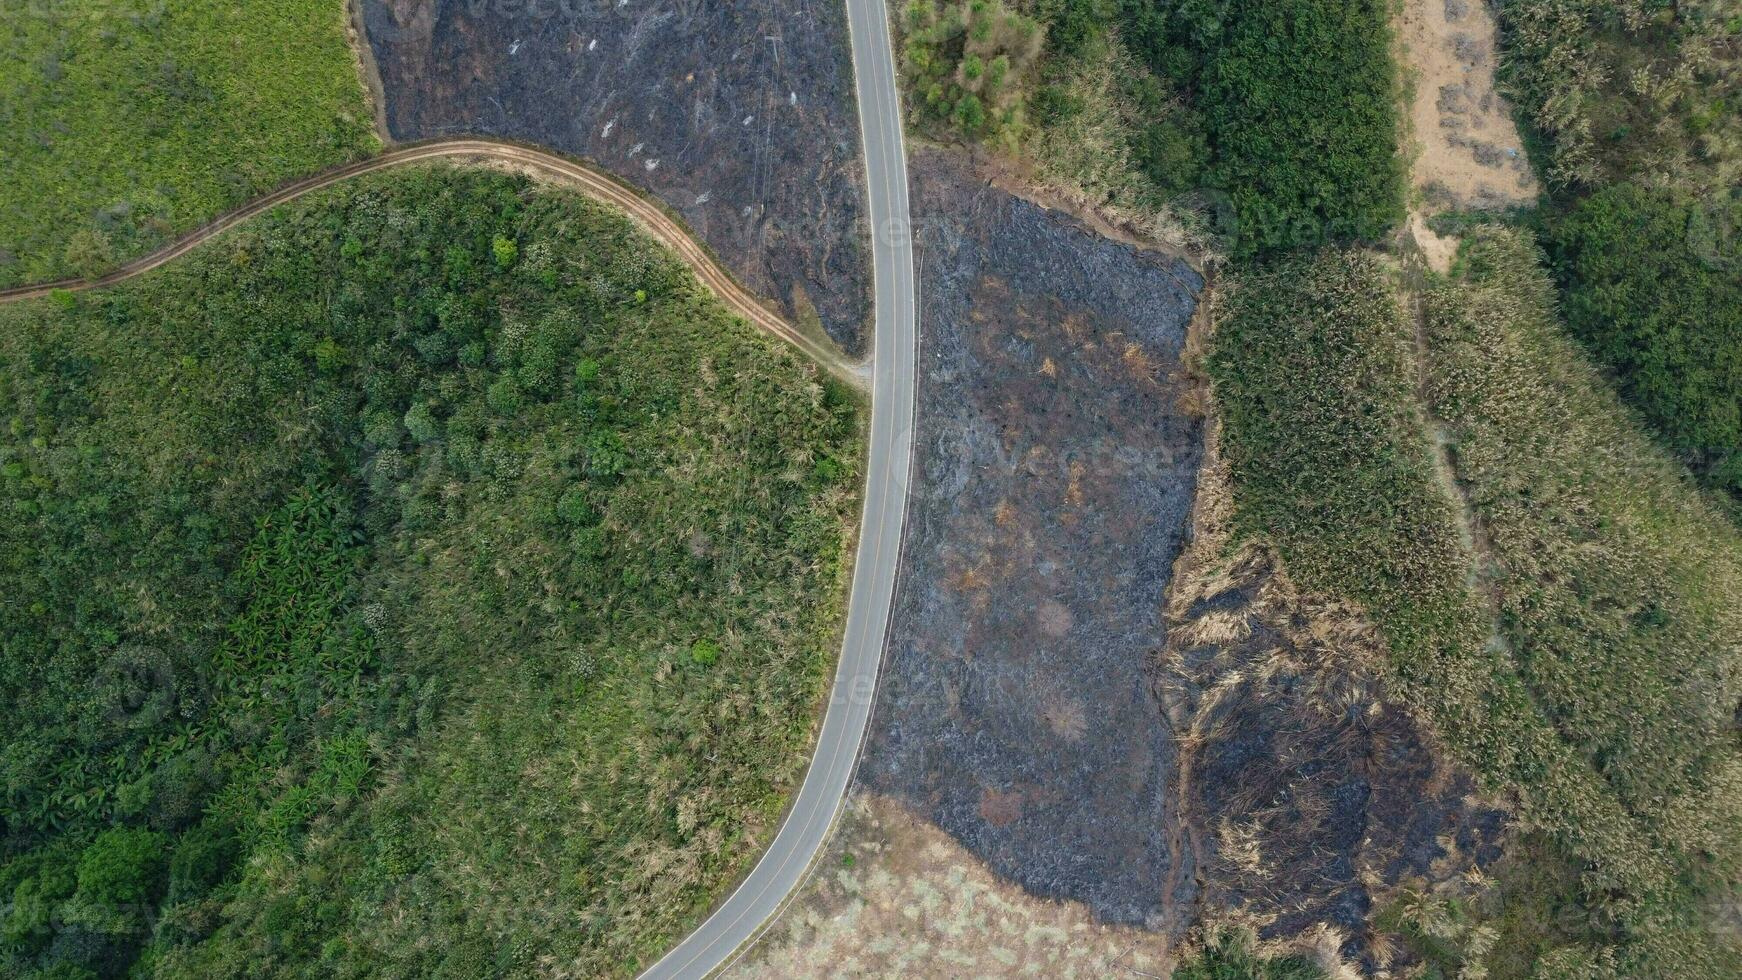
[859,148,1204,928]
[360,0,871,354]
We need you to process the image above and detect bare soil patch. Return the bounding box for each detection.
[728,793,1178,979]
[1397,0,1538,267]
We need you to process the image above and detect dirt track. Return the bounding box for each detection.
[0,139,863,386]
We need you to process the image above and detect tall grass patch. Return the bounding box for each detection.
[0,0,378,288]
[1423,227,1742,975]
[1208,244,1741,975]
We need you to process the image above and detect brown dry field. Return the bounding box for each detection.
[727,793,1179,979]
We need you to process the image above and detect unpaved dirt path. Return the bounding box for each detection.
[1397,0,1537,269]
[0,138,865,387]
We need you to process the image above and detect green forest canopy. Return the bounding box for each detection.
[0,167,862,979]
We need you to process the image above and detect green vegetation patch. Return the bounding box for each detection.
[1543,182,1742,500]
[1423,228,1742,976]
[902,0,1405,256]
[1493,0,1742,510]
[0,167,861,978]
[1209,243,1742,977]
[1183,0,1406,255]
[1495,0,1739,191]
[1173,928,1324,980]
[901,0,1046,145]
[1208,248,1471,635]
[0,0,378,288]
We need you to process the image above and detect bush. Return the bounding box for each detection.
[901,0,1045,142]
[1195,0,1405,254]
[1494,0,1739,190]
[1173,928,1324,979]
[403,402,442,444]
[1026,0,1403,254]
[689,639,721,667]
[3,861,76,950]
[165,822,240,905]
[74,828,167,911]
[1544,182,1742,498]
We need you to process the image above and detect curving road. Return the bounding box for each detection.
[636,0,917,975]
[0,140,862,387]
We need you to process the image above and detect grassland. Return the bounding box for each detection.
[0,167,861,978]
[0,0,378,289]
[1206,239,1742,977]
[1423,228,1742,975]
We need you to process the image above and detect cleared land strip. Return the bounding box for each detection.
[0,138,865,387]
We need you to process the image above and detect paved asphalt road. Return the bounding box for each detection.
[635,0,918,976]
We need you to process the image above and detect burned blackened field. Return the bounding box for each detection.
[360,0,871,353]
[859,148,1205,928]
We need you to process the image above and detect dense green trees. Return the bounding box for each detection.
[1188,0,1404,254]
[0,167,861,978]
[903,0,1404,256]
[1545,183,1742,497]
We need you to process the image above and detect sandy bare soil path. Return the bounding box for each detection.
[1398,0,1539,267]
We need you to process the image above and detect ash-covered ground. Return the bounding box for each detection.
[359,0,871,354]
[859,147,1205,929]
[1159,543,1507,964]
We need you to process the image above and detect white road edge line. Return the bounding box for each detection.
[634,0,917,976]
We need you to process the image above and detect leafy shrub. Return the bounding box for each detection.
[2,857,76,950]
[165,821,239,906]
[689,639,721,667]
[901,0,1046,144]
[1172,928,1324,979]
[1544,182,1742,498]
[74,828,166,911]
[1025,0,1403,254]
[1495,0,1739,191]
[403,402,442,444]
